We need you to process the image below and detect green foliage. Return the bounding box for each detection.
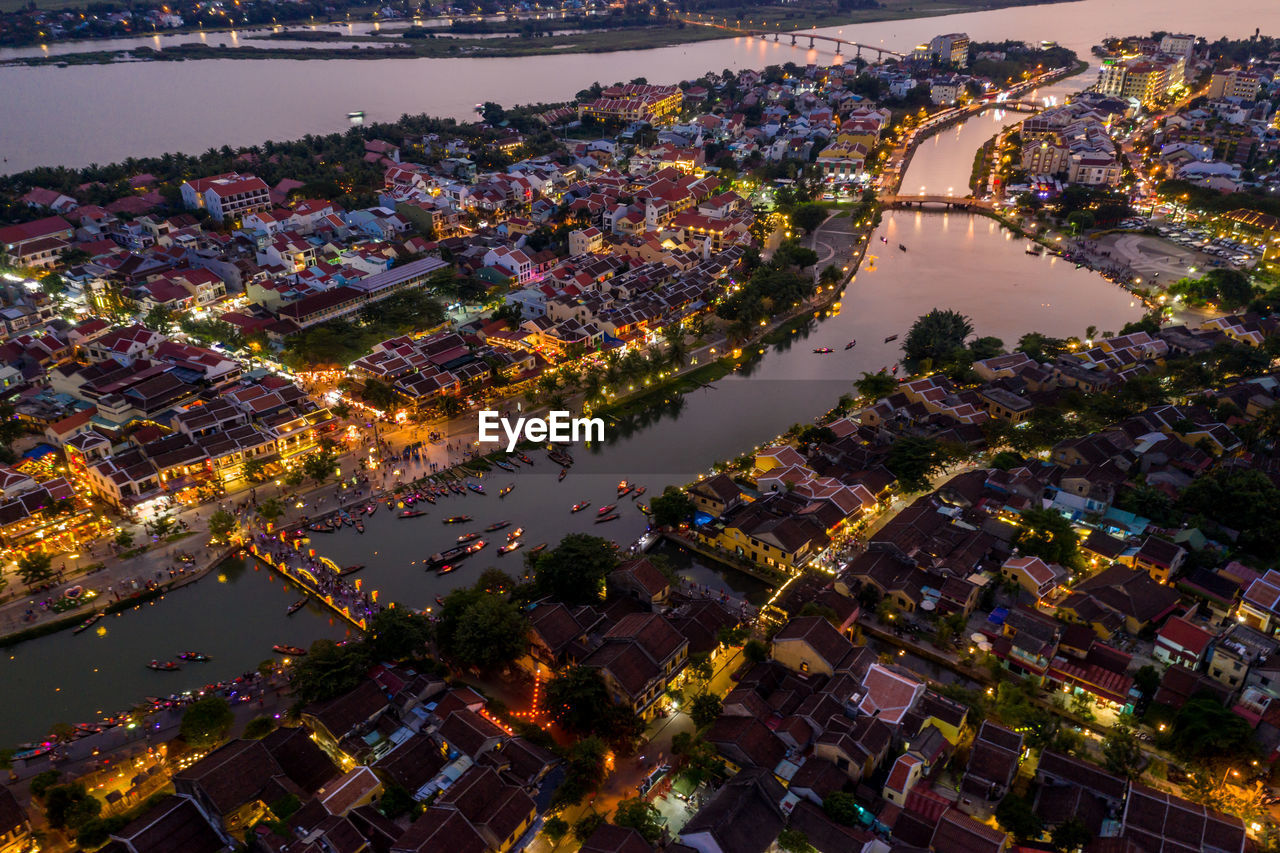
[44,783,101,830]
[16,550,54,586]
[435,585,526,670]
[30,769,61,798]
[302,443,338,485]
[902,308,974,367]
[996,793,1043,842]
[886,434,954,494]
[822,791,862,826]
[289,638,372,705]
[270,793,302,821]
[542,816,569,842]
[1051,817,1092,852]
[1169,269,1254,310]
[777,828,816,853]
[612,797,663,844]
[689,692,723,729]
[242,716,277,740]
[650,487,696,528]
[554,736,609,807]
[790,203,829,235]
[1101,719,1143,780]
[1016,331,1069,361]
[1169,693,1256,763]
[1179,467,1280,560]
[546,666,643,750]
[76,814,131,848]
[207,509,237,543]
[180,696,235,748]
[796,425,836,452]
[854,370,897,400]
[377,784,415,819]
[573,811,606,843]
[670,732,726,786]
[744,638,768,663]
[1013,508,1080,568]
[367,607,432,661]
[533,534,619,605]
[281,289,446,370]
[255,496,285,523]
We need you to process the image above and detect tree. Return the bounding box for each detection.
[180,696,234,748]
[555,736,609,807]
[689,692,722,729]
[1013,508,1080,568]
[16,551,54,586]
[777,828,816,853]
[613,797,662,844]
[744,638,769,663]
[367,607,432,661]
[546,666,643,749]
[1102,719,1143,779]
[207,509,237,543]
[886,434,953,494]
[289,639,372,705]
[670,732,726,786]
[995,793,1043,842]
[44,783,101,830]
[30,770,61,798]
[378,784,415,819]
[533,534,619,604]
[435,587,526,670]
[242,457,269,484]
[303,445,337,485]
[969,335,1005,360]
[1133,664,1160,703]
[902,308,973,367]
[791,203,828,235]
[854,370,898,400]
[1169,693,1257,763]
[822,791,862,826]
[650,487,695,528]
[256,497,285,525]
[143,304,174,333]
[542,816,569,843]
[1051,817,1092,852]
[242,716,277,740]
[572,811,606,843]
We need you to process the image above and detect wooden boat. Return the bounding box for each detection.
[467,539,488,554]
[499,483,514,498]
[365,503,378,515]
[617,480,631,494]
[632,486,646,498]
[530,543,548,555]
[618,485,634,498]
[507,527,524,541]
[308,523,334,534]
[73,612,104,634]
[845,340,857,349]
[494,459,517,472]
[443,515,472,524]
[178,651,211,662]
[898,243,907,252]
[400,510,427,519]
[429,544,472,566]
[498,541,523,555]
[595,513,620,523]
[884,334,898,343]
[435,596,446,606]
[558,468,568,481]
[421,494,436,504]
[341,564,365,576]
[571,501,591,513]
[638,504,651,515]
[355,520,365,534]
[456,532,480,544]
[467,482,485,495]
[147,660,181,671]
[437,563,461,575]
[597,504,617,516]
[273,644,307,656]
[518,453,535,465]
[485,520,511,532]
[813,347,834,354]
[287,598,308,615]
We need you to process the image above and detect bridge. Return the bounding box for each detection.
[745,30,907,60]
[982,99,1044,113]
[880,195,995,211]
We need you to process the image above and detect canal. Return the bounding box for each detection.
[0,69,1144,744]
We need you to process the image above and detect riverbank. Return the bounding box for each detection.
[1,0,1079,65]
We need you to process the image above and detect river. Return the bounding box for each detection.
[1,0,1277,172]
[0,58,1147,743]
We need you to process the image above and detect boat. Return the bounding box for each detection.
[456,531,480,544]
[273,645,307,656]
[507,527,524,541]
[498,541,523,555]
[428,544,473,566]
[485,520,511,532]
[467,539,488,553]
[1026,243,1044,255]
[308,522,334,534]
[548,450,571,466]
[845,340,857,350]
[73,613,104,634]
[595,513,620,523]
[558,467,568,481]
[443,515,472,524]
[884,334,899,343]
[813,347,834,354]
[340,564,365,576]
[147,660,181,671]
[437,563,461,575]
[597,504,618,516]
[518,453,535,465]
[287,598,308,615]
[400,510,427,519]
[178,652,211,662]
[898,244,907,252]
[530,543,548,554]
[467,482,486,495]
[632,486,646,498]
[571,501,591,513]
[354,520,365,534]
[499,483,514,498]
[638,504,651,515]
[365,503,378,515]
[494,459,517,472]
[880,235,888,243]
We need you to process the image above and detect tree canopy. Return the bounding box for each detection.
[1013,508,1080,568]
[533,534,619,604]
[435,584,527,671]
[902,308,973,367]
[180,696,234,748]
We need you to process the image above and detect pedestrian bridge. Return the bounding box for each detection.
[744,30,907,59]
[880,195,995,211]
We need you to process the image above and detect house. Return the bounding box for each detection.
[391,766,536,853]
[688,473,744,516]
[930,809,1010,853]
[608,557,671,607]
[102,795,228,853]
[1059,564,1182,637]
[0,215,74,268]
[0,785,33,853]
[581,612,688,720]
[1121,782,1245,853]
[771,616,861,677]
[1153,616,1215,669]
[1001,555,1067,600]
[677,767,785,853]
[181,173,271,223]
[580,824,654,853]
[883,753,925,805]
[1034,750,1126,837]
[1130,535,1186,583]
[957,721,1022,818]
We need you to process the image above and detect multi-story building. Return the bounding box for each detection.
[1208,68,1262,102]
[179,172,271,224]
[931,32,970,67]
[1096,56,1182,107]
[578,84,683,124]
